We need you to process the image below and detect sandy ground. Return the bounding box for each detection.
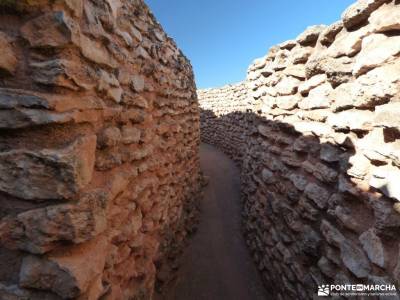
[164,143,269,300]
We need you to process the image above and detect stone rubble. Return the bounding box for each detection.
[199,0,400,298]
[0,0,201,299]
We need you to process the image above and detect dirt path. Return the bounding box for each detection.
[164,143,269,300]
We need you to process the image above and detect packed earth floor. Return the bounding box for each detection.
[164,144,269,300]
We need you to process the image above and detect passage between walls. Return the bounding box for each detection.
[199,0,400,298]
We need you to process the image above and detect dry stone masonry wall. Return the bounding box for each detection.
[199,0,400,298]
[0,1,201,299]
[199,82,251,164]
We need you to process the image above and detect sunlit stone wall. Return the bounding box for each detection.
[199,0,400,297]
[0,1,201,299]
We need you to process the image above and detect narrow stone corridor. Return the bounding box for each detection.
[164,143,269,300]
[1,0,400,298]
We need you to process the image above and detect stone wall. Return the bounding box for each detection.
[199,0,400,298]
[199,82,251,164]
[0,1,201,299]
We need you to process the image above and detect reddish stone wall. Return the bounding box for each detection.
[0,1,201,299]
[199,0,400,298]
[198,82,251,164]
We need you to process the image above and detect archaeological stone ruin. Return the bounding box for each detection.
[0,0,400,299]
[0,0,201,299]
[200,0,400,298]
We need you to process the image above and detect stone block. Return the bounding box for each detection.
[359,228,385,267]
[341,0,389,29]
[0,135,96,200]
[304,183,331,209]
[298,83,332,110]
[370,165,400,201]
[0,32,17,75]
[0,190,107,254]
[340,240,371,278]
[369,2,400,33]
[19,236,108,299]
[21,11,79,48]
[296,25,326,45]
[353,34,400,76]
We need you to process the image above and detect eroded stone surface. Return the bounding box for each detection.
[369,2,400,32]
[20,236,108,298]
[0,33,17,75]
[0,190,107,254]
[0,1,202,299]
[359,229,385,267]
[199,1,400,297]
[0,135,96,200]
[341,0,389,29]
[353,34,400,76]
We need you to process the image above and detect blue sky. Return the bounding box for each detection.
[146,0,355,89]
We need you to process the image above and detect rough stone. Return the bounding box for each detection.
[0,135,96,200]
[347,153,371,179]
[0,283,60,300]
[313,162,338,183]
[299,226,322,257]
[320,220,345,247]
[340,240,371,278]
[353,34,400,76]
[0,1,202,299]
[335,206,364,232]
[320,21,344,46]
[276,94,300,110]
[275,76,301,96]
[296,25,326,45]
[20,236,108,299]
[359,228,385,267]
[98,127,121,148]
[131,75,145,92]
[327,109,374,131]
[298,74,327,95]
[289,173,308,191]
[304,183,331,209]
[320,143,342,163]
[0,32,17,75]
[370,165,400,201]
[0,190,107,254]
[331,62,400,111]
[305,53,353,81]
[21,12,79,48]
[298,83,332,110]
[291,46,313,64]
[327,26,370,58]
[279,40,296,50]
[374,102,400,129]
[80,35,117,68]
[369,2,400,33]
[357,128,400,166]
[341,0,389,29]
[394,250,400,286]
[262,168,276,184]
[190,1,400,298]
[98,70,122,102]
[121,126,141,144]
[272,49,291,70]
[318,256,337,278]
[283,64,306,79]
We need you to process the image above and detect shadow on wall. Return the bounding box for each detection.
[200,107,400,299]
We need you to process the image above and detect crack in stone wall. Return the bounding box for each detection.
[0,1,201,299]
[199,0,400,298]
